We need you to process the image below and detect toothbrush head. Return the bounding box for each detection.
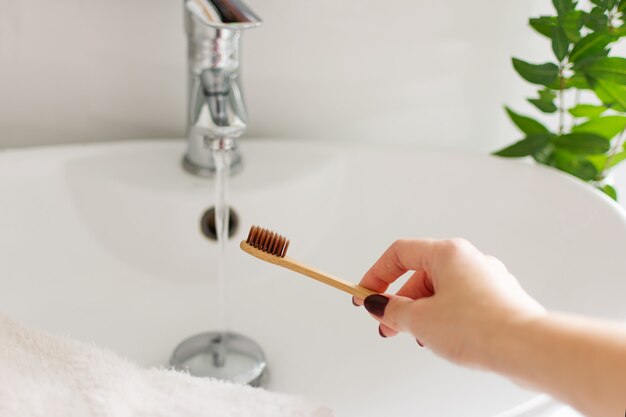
[245,225,290,258]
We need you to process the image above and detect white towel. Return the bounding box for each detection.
[0,314,333,417]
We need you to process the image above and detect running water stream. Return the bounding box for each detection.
[171,144,266,385]
[212,147,231,368]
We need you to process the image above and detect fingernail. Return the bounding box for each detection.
[378,325,387,338]
[363,294,389,318]
[416,338,424,347]
[352,296,359,307]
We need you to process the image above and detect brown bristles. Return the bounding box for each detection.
[245,225,290,258]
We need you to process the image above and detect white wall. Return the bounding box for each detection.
[0,0,549,152]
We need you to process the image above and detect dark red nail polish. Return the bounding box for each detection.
[352,296,359,307]
[364,294,389,318]
[378,325,387,338]
[416,338,424,347]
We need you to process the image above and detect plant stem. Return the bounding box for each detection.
[601,128,626,180]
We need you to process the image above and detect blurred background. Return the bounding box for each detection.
[0,0,587,152]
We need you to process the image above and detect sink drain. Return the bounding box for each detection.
[200,207,239,240]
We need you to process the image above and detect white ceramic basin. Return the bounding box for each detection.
[1,139,625,416]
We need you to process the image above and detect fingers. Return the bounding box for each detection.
[353,269,433,306]
[363,294,415,334]
[378,323,397,338]
[376,271,433,338]
[356,241,437,339]
[395,270,435,300]
[358,239,438,295]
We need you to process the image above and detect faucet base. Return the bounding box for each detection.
[170,331,267,386]
[182,150,243,177]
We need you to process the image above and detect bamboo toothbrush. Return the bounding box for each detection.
[240,225,376,300]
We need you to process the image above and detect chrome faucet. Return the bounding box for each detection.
[182,0,262,176]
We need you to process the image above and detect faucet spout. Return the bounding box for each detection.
[182,0,262,177]
[186,0,261,29]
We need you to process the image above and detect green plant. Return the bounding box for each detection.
[494,0,626,200]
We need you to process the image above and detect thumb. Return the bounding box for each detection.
[363,294,415,333]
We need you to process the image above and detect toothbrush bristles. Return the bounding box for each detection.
[246,225,290,258]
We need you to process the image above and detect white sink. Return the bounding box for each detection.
[1,139,624,416]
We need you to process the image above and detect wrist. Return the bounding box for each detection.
[474,309,549,372]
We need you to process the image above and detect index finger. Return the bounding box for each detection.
[358,239,437,295]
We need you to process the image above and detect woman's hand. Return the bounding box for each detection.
[356,238,626,417]
[355,238,545,367]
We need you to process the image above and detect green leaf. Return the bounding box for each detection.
[561,10,585,42]
[551,27,570,61]
[505,107,551,135]
[592,0,619,9]
[532,146,556,165]
[528,99,558,113]
[592,78,626,110]
[569,104,608,118]
[619,0,626,12]
[587,154,608,170]
[551,132,611,154]
[554,150,599,180]
[583,57,626,84]
[589,151,626,170]
[611,26,626,37]
[572,115,626,139]
[598,184,618,200]
[512,58,560,86]
[528,98,558,113]
[608,151,626,167]
[528,89,558,113]
[584,7,609,32]
[494,134,552,157]
[553,0,577,15]
[530,16,558,38]
[570,33,611,64]
[566,72,591,89]
[539,89,557,101]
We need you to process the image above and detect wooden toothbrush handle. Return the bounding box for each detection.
[241,242,377,299]
[277,256,377,300]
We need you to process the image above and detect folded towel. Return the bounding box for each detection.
[0,314,332,417]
